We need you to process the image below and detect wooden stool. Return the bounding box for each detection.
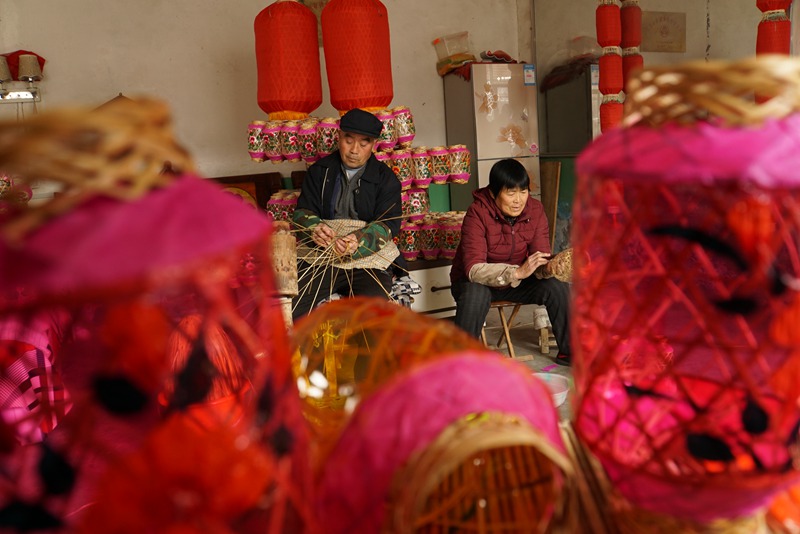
[480,301,533,362]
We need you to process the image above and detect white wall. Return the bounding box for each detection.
[0,0,525,180]
[534,0,762,80]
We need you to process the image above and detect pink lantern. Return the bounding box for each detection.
[315,353,569,533]
[573,57,800,523]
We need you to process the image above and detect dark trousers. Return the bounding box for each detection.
[292,261,392,320]
[451,277,572,356]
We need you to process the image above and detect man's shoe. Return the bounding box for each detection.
[554,353,571,367]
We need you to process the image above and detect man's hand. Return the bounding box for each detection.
[312,223,336,247]
[515,251,550,280]
[334,234,359,256]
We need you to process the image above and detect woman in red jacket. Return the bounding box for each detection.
[449,158,572,366]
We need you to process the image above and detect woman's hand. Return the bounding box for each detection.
[312,223,336,247]
[515,251,550,280]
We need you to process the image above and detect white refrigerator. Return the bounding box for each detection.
[443,62,541,211]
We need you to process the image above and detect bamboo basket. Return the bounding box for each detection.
[389,412,571,533]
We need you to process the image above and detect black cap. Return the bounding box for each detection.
[339,108,383,138]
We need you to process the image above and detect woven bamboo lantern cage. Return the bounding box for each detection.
[313,353,572,533]
[0,98,314,533]
[321,0,393,114]
[254,0,323,120]
[290,297,489,472]
[571,55,800,530]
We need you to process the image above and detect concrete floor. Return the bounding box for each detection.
[479,303,574,420]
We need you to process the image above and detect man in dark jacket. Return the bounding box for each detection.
[450,158,572,365]
[291,108,402,320]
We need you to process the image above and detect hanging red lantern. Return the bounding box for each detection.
[621,0,643,85]
[597,1,624,132]
[599,53,624,94]
[321,0,393,114]
[756,16,792,55]
[622,53,644,83]
[600,101,624,132]
[620,1,642,48]
[756,0,793,55]
[596,3,622,47]
[755,0,792,103]
[254,0,322,120]
[757,0,791,9]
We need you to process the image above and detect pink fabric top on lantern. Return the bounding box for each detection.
[315,352,568,534]
[0,175,273,306]
[577,115,800,188]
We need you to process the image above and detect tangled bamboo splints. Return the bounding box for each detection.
[574,55,800,527]
[290,299,488,472]
[625,54,800,127]
[0,98,194,241]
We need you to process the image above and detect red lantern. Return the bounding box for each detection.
[321,0,393,114]
[596,4,622,47]
[597,1,624,132]
[254,0,322,120]
[622,53,644,84]
[600,101,624,132]
[620,1,642,49]
[757,17,792,55]
[757,0,791,9]
[620,0,643,86]
[599,54,624,94]
[756,0,793,55]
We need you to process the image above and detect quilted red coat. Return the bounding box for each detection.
[450,186,551,285]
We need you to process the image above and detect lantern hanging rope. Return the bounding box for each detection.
[596,0,625,132]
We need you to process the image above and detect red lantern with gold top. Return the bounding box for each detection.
[321,0,393,114]
[254,0,322,120]
[756,0,793,56]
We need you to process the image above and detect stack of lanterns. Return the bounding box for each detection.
[620,0,643,85]
[254,0,393,119]
[596,0,625,132]
[253,0,397,168]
